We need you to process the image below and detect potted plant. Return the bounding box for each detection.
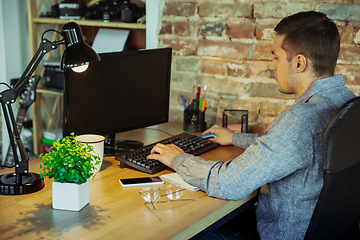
[40,132,100,211]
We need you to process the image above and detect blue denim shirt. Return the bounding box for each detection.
[171,75,355,239]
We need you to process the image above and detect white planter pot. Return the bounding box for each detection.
[52,180,89,211]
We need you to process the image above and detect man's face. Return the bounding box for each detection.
[269,35,298,95]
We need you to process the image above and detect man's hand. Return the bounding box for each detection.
[147,143,184,168]
[202,124,234,146]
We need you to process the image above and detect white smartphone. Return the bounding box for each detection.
[119,176,165,187]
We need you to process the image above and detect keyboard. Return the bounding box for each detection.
[115,132,218,174]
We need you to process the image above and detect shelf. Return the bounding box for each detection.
[37,88,63,96]
[32,18,146,30]
[28,0,147,156]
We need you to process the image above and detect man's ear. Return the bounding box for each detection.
[295,54,307,73]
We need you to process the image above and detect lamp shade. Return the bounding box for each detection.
[60,22,100,71]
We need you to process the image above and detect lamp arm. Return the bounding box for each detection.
[13,38,64,98]
[0,37,64,180]
[0,22,99,194]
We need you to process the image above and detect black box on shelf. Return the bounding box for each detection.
[44,60,64,90]
[59,3,80,20]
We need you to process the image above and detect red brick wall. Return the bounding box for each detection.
[158,1,360,133]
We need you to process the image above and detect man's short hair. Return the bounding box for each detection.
[274,11,340,78]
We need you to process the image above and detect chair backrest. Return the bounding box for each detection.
[304,96,360,240]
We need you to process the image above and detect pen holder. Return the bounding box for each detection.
[184,108,206,132]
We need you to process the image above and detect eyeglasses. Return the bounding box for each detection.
[140,184,185,210]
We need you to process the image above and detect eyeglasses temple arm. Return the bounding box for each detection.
[158,188,186,198]
[150,197,161,210]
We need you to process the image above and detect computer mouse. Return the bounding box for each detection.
[202,133,217,139]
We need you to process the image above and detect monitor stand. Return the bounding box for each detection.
[104,133,144,156]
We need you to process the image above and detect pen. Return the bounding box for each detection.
[199,97,202,110]
[181,95,187,109]
[201,99,206,111]
[202,85,207,99]
[197,86,201,99]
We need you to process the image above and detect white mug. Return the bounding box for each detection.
[75,134,105,172]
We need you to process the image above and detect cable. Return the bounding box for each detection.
[41,29,61,41]
[0,82,12,89]
[146,128,174,137]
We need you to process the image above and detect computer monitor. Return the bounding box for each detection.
[63,48,172,155]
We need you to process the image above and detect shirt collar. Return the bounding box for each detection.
[295,75,345,104]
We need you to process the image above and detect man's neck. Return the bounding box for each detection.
[294,74,333,99]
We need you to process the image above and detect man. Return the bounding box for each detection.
[148,11,355,239]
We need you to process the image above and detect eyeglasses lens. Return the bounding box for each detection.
[141,186,160,202]
[165,184,184,200]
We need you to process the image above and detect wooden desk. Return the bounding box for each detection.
[0,123,258,240]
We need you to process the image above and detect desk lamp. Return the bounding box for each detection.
[0,22,100,195]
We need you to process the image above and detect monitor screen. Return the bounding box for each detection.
[63,48,172,154]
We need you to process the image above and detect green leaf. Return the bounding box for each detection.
[39,132,99,184]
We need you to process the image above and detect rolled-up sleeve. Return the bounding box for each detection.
[171,107,314,200]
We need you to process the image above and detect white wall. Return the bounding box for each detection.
[146,0,163,49]
[0,0,29,161]
[0,0,6,161]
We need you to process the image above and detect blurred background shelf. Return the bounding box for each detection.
[27,0,147,155]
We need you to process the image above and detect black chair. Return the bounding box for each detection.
[304,96,360,240]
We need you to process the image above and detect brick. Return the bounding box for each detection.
[198,3,252,18]
[218,93,239,100]
[159,39,197,56]
[249,61,274,80]
[227,61,272,79]
[335,65,360,85]
[161,0,360,130]
[287,0,312,2]
[197,75,246,95]
[202,97,219,115]
[168,108,183,123]
[245,82,294,99]
[171,72,197,91]
[174,21,197,36]
[339,45,360,64]
[169,89,187,112]
[197,40,251,60]
[338,25,354,44]
[225,23,255,39]
[226,99,259,117]
[254,2,312,19]
[201,58,227,75]
[354,26,360,44]
[346,85,360,96]
[255,24,276,40]
[259,101,290,117]
[159,21,172,35]
[163,2,197,17]
[316,4,360,21]
[311,0,359,3]
[253,42,273,61]
[200,21,225,37]
[261,116,276,128]
[175,57,199,72]
[227,61,253,78]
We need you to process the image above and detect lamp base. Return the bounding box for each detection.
[0,172,44,195]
